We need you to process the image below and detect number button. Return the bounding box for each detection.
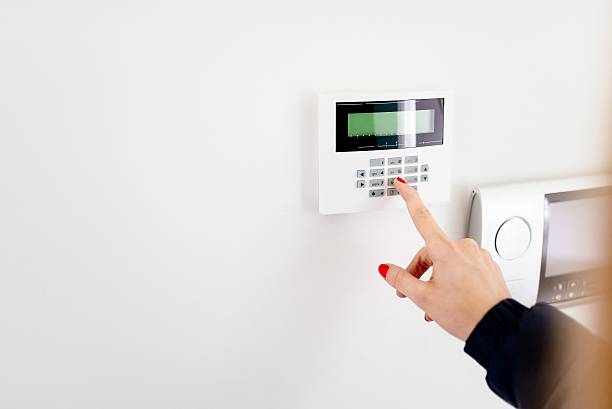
[404,165,418,174]
[388,157,402,166]
[370,168,385,177]
[388,167,402,176]
[370,158,385,167]
[405,155,418,164]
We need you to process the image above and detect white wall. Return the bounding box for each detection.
[1,1,610,408]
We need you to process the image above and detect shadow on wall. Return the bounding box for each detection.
[299,93,318,212]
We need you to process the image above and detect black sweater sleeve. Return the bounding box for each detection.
[464,299,598,408]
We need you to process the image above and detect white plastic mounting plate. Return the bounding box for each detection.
[318,92,452,215]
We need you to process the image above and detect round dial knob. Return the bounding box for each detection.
[495,217,531,260]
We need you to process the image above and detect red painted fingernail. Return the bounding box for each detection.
[396,177,406,184]
[378,264,389,278]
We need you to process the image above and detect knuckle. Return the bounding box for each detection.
[460,238,477,246]
[459,238,480,250]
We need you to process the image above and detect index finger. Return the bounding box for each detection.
[393,177,451,254]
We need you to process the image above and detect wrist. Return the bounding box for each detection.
[463,298,527,369]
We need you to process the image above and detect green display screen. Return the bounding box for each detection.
[347,110,434,137]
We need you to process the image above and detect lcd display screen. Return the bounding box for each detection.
[544,190,612,277]
[347,110,435,137]
[335,98,444,152]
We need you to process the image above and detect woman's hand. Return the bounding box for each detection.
[378,177,511,342]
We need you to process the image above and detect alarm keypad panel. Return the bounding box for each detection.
[319,92,451,215]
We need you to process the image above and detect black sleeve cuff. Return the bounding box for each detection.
[464,298,528,370]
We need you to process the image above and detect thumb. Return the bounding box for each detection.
[379,263,428,308]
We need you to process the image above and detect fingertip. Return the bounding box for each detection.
[393,177,407,188]
[378,264,389,279]
[394,178,416,193]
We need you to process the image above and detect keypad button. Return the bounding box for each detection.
[404,175,418,184]
[356,170,366,178]
[387,188,400,196]
[421,164,429,172]
[388,167,402,176]
[568,291,576,299]
[370,158,385,167]
[369,179,384,187]
[404,165,418,174]
[369,189,385,198]
[553,294,563,302]
[554,282,564,292]
[410,185,418,191]
[405,155,418,164]
[356,180,366,188]
[387,178,396,186]
[420,174,429,182]
[569,280,578,289]
[370,168,385,177]
[388,157,402,166]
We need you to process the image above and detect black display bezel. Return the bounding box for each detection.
[537,187,611,303]
[335,98,444,152]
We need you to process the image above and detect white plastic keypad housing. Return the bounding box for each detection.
[318,92,452,215]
